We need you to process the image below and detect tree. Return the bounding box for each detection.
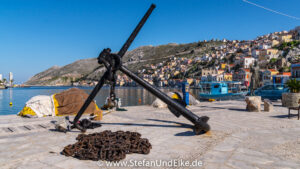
[283,66,291,72]
[268,58,278,69]
[270,58,277,63]
[222,57,228,63]
[236,48,243,53]
[233,64,241,71]
[152,76,159,86]
[229,54,236,64]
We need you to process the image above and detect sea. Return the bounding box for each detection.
[0,86,200,115]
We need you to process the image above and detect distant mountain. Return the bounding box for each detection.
[25,41,222,85]
[25,59,100,85]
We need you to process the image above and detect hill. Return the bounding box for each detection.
[25,41,223,86]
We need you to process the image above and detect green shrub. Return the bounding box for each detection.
[286,79,300,93]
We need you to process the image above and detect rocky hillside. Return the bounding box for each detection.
[25,58,100,85]
[25,41,223,85]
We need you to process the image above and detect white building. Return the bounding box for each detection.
[201,54,210,61]
[259,44,271,49]
[204,74,224,82]
[242,56,256,69]
[9,72,13,86]
[0,74,2,81]
[251,49,260,58]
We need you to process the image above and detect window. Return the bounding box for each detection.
[275,85,284,90]
[261,85,274,90]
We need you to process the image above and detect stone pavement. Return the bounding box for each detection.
[0,100,299,169]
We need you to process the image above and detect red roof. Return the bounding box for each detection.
[277,72,291,76]
[268,69,278,72]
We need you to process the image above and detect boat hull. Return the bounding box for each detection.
[199,92,248,101]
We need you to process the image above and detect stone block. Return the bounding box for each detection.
[245,96,261,112]
[264,99,273,112]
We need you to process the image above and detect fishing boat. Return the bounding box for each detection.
[0,85,8,89]
[198,81,248,100]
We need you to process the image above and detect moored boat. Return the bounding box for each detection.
[198,81,248,100]
[0,85,8,89]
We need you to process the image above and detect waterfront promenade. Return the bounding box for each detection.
[0,100,299,168]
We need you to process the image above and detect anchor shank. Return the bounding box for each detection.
[118,4,156,58]
[120,65,209,132]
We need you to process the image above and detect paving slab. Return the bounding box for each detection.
[0,100,299,168]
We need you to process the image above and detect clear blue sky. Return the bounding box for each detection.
[0,0,299,83]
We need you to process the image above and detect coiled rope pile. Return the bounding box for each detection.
[62,130,152,161]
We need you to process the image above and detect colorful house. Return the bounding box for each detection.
[186,78,194,85]
[266,48,278,55]
[242,56,255,68]
[273,72,291,85]
[221,63,227,69]
[272,40,280,47]
[217,69,225,75]
[233,69,251,87]
[279,34,292,42]
[224,73,233,81]
[291,63,300,80]
[262,69,279,85]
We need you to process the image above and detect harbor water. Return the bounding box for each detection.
[0,86,202,115]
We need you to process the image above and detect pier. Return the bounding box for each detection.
[0,100,299,168]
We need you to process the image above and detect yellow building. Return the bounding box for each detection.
[217,69,224,75]
[224,73,232,81]
[280,34,292,42]
[272,40,279,47]
[186,78,194,84]
[262,69,280,84]
[269,69,279,75]
[221,63,227,69]
[266,48,278,55]
[241,44,249,49]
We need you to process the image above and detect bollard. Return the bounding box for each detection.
[182,81,189,105]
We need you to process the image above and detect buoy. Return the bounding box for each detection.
[9,102,13,106]
[208,99,215,102]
